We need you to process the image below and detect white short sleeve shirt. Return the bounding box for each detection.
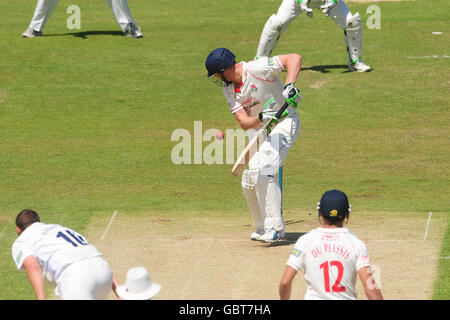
[12,223,102,284]
[222,56,286,117]
[287,227,371,300]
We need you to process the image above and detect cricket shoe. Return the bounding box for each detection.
[348,58,371,72]
[124,23,143,38]
[22,28,42,38]
[259,228,285,243]
[250,229,265,241]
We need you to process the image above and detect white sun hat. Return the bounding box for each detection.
[116,267,162,300]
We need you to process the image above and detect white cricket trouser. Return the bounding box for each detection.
[105,0,137,32]
[55,257,113,300]
[28,0,60,32]
[247,107,300,231]
[258,0,358,59]
[27,0,137,33]
[274,0,352,30]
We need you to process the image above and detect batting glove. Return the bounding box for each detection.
[283,83,302,108]
[259,109,289,134]
[299,0,313,18]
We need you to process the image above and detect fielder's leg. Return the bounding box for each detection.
[23,0,60,37]
[328,0,371,72]
[256,0,301,58]
[106,0,143,37]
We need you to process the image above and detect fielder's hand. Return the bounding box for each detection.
[299,0,313,18]
[283,83,302,108]
[320,0,337,16]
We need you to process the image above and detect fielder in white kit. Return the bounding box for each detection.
[11,209,121,300]
[22,0,143,38]
[205,48,302,242]
[279,190,383,300]
[257,0,371,72]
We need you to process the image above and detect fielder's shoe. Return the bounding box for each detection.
[22,28,42,38]
[259,228,285,243]
[348,58,371,72]
[250,229,265,241]
[123,23,143,38]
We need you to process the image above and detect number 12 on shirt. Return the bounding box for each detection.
[320,260,346,293]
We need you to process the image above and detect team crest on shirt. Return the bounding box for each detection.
[15,251,23,265]
[250,84,258,92]
[267,57,275,66]
[291,249,301,257]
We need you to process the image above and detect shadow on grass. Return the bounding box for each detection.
[44,30,123,39]
[266,232,306,247]
[303,64,374,73]
[303,64,350,74]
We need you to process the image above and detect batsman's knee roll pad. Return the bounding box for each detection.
[241,169,260,189]
[249,140,281,177]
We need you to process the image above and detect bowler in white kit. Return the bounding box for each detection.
[205,48,302,242]
[279,190,383,300]
[11,209,121,300]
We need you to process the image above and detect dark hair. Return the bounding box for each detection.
[319,211,347,226]
[16,209,40,231]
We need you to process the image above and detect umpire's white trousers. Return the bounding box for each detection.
[55,257,113,300]
[28,0,137,32]
[105,0,137,32]
[28,0,59,32]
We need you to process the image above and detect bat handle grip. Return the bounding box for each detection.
[275,102,289,119]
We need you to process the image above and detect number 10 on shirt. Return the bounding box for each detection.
[56,229,88,247]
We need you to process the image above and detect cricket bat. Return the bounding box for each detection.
[231,102,289,177]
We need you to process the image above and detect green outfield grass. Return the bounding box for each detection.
[0,0,448,299]
[433,217,450,300]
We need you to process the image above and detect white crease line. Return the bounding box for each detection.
[424,212,432,241]
[407,55,450,59]
[367,239,427,242]
[101,210,118,240]
[124,237,425,244]
[151,238,249,243]
[57,213,66,226]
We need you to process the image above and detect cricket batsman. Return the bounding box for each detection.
[205,48,302,242]
[257,0,371,72]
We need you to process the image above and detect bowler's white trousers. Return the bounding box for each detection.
[55,257,113,300]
